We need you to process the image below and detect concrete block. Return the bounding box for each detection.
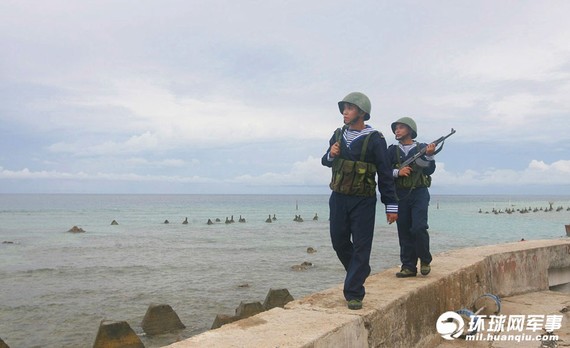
[549,266,570,287]
[263,288,294,310]
[167,308,367,348]
[141,303,185,335]
[92,320,144,348]
[235,301,264,319]
[211,314,239,330]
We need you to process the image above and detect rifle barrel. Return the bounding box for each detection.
[400,128,455,167]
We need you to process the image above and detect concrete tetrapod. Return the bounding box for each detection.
[141,304,186,336]
[92,320,144,348]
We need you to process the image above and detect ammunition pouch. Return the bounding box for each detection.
[330,159,377,196]
[395,164,431,189]
[395,145,432,190]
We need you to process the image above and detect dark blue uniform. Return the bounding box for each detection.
[322,126,398,301]
[388,142,435,273]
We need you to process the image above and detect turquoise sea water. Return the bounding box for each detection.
[1,194,569,347]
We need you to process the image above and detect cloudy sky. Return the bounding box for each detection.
[1,1,569,195]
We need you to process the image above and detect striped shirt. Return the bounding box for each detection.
[343,125,376,149]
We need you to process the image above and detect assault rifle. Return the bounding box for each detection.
[401,128,456,168]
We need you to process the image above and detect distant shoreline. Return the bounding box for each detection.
[1,192,570,197]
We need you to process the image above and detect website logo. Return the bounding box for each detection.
[436,311,464,340]
[436,311,563,343]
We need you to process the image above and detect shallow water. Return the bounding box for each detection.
[1,194,568,347]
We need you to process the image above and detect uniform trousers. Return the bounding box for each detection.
[329,192,377,301]
[396,187,432,272]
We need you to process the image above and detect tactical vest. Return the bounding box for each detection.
[329,128,378,197]
[395,145,431,189]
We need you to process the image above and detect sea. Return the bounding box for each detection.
[1,194,569,348]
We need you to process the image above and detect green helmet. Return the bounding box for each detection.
[391,117,417,139]
[338,92,371,121]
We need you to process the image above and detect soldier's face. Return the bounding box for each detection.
[342,103,363,124]
[394,123,411,140]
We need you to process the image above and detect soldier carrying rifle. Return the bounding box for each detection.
[388,117,454,278]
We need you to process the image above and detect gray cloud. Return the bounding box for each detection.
[1,0,569,194]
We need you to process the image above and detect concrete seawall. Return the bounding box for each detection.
[166,239,570,348]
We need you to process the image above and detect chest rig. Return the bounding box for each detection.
[329,127,378,197]
[394,145,431,190]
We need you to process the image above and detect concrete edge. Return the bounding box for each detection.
[166,238,570,348]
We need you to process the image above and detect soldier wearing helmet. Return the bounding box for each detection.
[322,92,398,310]
[388,117,436,278]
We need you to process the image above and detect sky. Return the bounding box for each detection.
[1,0,569,195]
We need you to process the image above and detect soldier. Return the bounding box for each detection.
[388,117,436,278]
[322,92,398,310]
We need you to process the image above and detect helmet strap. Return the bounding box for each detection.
[345,111,366,126]
[346,114,359,125]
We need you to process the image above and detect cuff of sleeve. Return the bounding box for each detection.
[385,204,398,214]
[392,169,399,178]
[327,154,334,162]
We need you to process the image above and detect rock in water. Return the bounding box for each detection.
[68,226,85,233]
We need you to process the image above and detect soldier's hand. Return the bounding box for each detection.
[386,213,398,224]
[398,166,412,177]
[330,142,340,158]
[426,143,436,156]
